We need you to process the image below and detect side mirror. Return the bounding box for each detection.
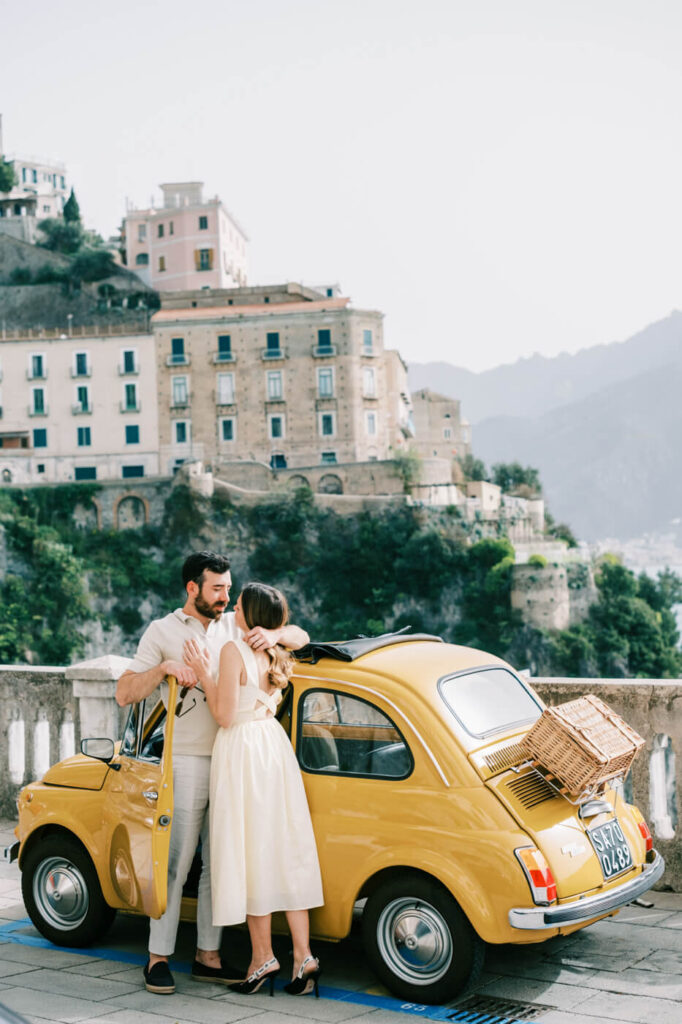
[81,737,116,764]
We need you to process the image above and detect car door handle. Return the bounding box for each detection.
[142,790,158,802]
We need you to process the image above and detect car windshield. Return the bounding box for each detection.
[439,667,542,738]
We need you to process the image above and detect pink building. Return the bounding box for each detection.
[123,182,248,292]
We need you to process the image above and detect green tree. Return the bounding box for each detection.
[37,217,84,254]
[491,462,542,495]
[545,510,578,548]
[458,454,488,481]
[0,158,16,192]
[63,188,81,223]
[70,247,116,283]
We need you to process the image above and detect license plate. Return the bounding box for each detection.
[588,819,633,879]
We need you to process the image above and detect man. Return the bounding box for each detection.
[116,550,309,995]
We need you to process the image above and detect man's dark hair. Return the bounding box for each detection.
[182,551,231,589]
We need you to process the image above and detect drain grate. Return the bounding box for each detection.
[442,994,555,1022]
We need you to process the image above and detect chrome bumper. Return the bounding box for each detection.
[3,841,19,864]
[509,851,665,930]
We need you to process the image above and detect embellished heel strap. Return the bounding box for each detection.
[294,955,319,980]
[248,957,279,982]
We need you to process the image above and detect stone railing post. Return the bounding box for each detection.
[66,654,131,742]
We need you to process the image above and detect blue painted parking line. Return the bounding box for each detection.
[0,919,541,1022]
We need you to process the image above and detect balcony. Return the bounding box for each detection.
[118,364,139,376]
[70,368,91,379]
[312,344,337,358]
[71,403,92,415]
[213,352,235,364]
[261,347,286,361]
[28,405,49,417]
[26,369,47,380]
[119,400,141,413]
[171,398,191,409]
[165,354,190,367]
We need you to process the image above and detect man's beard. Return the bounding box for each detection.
[194,594,226,620]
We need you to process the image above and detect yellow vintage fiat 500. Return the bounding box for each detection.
[8,634,664,1004]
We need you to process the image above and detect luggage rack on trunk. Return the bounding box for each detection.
[511,758,625,807]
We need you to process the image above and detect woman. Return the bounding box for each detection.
[183,582,323,997]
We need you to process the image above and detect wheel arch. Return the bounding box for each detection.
[19,823,91,868]
[18,823,118,909]
[352,854,493,943]
[358,864,452,902]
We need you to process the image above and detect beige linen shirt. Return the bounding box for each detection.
[127,609,241,756]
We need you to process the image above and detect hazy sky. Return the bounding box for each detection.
[2,0,682,371]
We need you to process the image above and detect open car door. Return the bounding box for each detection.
[103,675,176,918]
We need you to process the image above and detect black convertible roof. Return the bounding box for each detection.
[293,630,443,664]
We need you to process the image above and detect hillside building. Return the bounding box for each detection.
[123,182,248,292]
[152,282,406,475]
[0,116,68,244]
[0,330,159,485]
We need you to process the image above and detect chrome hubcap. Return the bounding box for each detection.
[33,856,89,931]
[376,897,453,985]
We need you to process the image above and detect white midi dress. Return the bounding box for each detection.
[209,638,324,926]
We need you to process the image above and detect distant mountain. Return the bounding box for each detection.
[408,313,682,540]
[408,312,682,424]
[471,362,682,541]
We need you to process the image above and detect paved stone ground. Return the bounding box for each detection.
[1,819,681,1024]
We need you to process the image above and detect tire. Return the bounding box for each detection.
[362,873,485,1004]
[21,835,116,947]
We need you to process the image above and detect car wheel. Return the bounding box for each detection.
[21,836,116,947]
[362,873,484,1004]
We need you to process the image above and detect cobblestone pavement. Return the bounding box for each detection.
[1,819,681,1024]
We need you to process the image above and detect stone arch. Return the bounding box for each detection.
[114,493,150,531]
[1,468,12,484]
[318,473,343,495]
[73,498,101,530]
[287,474,310,490]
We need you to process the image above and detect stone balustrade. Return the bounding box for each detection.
[0,660,679,889]
[0,656,129,817]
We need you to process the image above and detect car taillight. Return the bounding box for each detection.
[515,847,558,905]
[630,806,654,853]
[637,820,653,852]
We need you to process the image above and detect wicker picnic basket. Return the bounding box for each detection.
[520,694,645,797]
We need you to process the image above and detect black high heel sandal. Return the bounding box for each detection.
[284,955,321,997]
[228,957,280,996]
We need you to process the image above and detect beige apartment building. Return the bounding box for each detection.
[151,283,409,475]
[124,182,248,292]
[0,330,159,484]
[410,388,471,465]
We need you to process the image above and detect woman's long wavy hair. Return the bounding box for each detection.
[240,582,294,689]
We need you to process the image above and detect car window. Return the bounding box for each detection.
[119,697,165,762]
[439,667,542,738]
[298,689,412,778]
[120,702,142,756]
[139,705,165,762]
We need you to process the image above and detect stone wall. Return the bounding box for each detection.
[511,561,597,630]
[511,563,571,630]
[215,455,452,499]
[532,678,682,891]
